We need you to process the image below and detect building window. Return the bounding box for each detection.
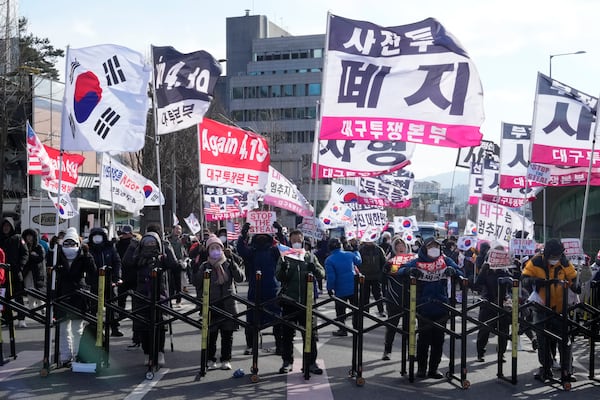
[313,48,323,58]
[283,84,294,97]
[271,85,281,97]
[232,87,244,99]
[283,108,293,119]
[259,86,269,98]
[231,110,244,121]
[296,84,306,97]
[295,107,306,119]
[307,107,317,119]
[308,83,321,96]
[246,86,257,99]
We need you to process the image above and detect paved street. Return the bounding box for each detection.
[1,282,600,399]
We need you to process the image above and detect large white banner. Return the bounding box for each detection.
[356,169,414,208]
[99,154,145,213]
[476,200,534,247]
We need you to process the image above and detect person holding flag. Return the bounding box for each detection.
[275,229,325,374]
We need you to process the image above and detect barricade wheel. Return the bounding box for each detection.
[462,379,471,389]
[356,376,365,386]
[250,374,260,383]
[145,371,154,380]
[251,366,259,374]
[40,368,49,377]
[563,382,571,391]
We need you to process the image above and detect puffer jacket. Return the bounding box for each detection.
[358,243,386,281]
[325,248,362,298]
[522,253,577,313]
[22,229,46,290]
[276,251,325,304]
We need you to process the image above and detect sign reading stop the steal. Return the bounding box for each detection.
[247,211,276,234]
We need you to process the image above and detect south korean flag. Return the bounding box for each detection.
[61,44,151,152]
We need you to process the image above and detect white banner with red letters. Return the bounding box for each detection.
[198,118,270,191]
[263,166,313,217]
[476,200,534,248]
[356,169,413,208]
[99,153,146,213]
[318,14,484,148]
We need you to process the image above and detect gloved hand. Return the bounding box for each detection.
[241,223,251,237]
[223,248,232,258]
[306,262,315,272]
[409,268,423,278]
[327,289,334,297]
[444,268,456,277]
[273,221,283,232]
[571,284,582,294]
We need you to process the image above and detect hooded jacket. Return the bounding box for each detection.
[358,242,386,281]
[22,228,46,290]
[325,247,362,298]
[54,243,97,318]
[88,227,122,289]
[0,217,29,274]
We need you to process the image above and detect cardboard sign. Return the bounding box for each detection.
[487,248,514,269]
[247,211,276,234]
[509,238,536,256]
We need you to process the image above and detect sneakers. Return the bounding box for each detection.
[428,370,444,379]
[534,367,553,381]
[416,370,427,378]
[308,363,323,375]
[476,355,485,362]
[207,361,218,370]
[111,329,124,337]
[18,320,27,328]
[243,347,252,355]
[158,352,165,366]
[332,329,348,337]
[279,362,292,374]
[220,361,232,370]
[382,352,391,361]
[531,338,539,351]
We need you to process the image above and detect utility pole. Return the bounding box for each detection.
[0,0,12,217]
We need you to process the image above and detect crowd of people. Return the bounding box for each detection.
[0,218,598,383]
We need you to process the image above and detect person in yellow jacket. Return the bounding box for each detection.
[521,238,578,383]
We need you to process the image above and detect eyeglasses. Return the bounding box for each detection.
[63,240,78,248]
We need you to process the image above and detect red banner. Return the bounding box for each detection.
[41,145,85,194]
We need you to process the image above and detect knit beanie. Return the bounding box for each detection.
[63,227,80,245]
[205,234,224,249]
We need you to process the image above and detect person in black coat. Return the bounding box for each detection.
[0,217,29,326]
[22,229,46,312]
[55,228,96,367]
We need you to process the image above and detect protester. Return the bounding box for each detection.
[396,237,461,379]
[325,237,362,337]
[169,225,188,307]
[0,217,29,327]
[237,222,283,355]
[193,235,244,370]
[21,229,45,312]
[521,238,578,382]
[88,226,123,337]
[382,236,415,360]
[275,229,325,374]
[116,225,139,345]
[358,238,387,317]
[54,227,96,367]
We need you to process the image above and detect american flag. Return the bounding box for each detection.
[26,121,54,176]
[226,221,240,241]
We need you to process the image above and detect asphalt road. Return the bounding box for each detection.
[1,282,600,400]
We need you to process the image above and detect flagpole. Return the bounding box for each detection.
[528,73,543,242]
[150,46,166,238]
[311,101,322,218]
[578,93,600,253]
[108,154,116,237]
[197,124,205,234]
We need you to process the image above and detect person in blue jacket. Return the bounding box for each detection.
[395,236,461,379]
[325,237,362,336]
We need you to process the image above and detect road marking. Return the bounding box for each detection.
[285,341,334,400]
[124,368,170,400]
[0,351,40,382]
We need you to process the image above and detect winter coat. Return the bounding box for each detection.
[521,253,577,313]
[54,247,97,319]
[397,246,460,319]
[0,217,29,285]
[474,264,511,304]
[88,227,122,292]
[194,256,245,331]
[22,229,46,290]
[276,251,325,305]
[325,248,362,298]
[358,243,386,281]
[117,236,138,287]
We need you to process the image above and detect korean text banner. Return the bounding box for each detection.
[476,199,534,248]
[531,73,598,167]
[99,153,146,213]
[502,121,600,188]
[61,44,151,152]
[356,169,413,208]
[481,157,540,208]
[263,166,313,217]
[312,138,414,178]
[152,46,222,135]
[198,118,270,191]
[203,185,248,222]
[40,146,85,194]
[319,14,484,148]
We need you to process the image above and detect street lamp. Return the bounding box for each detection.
[549,50,586,78]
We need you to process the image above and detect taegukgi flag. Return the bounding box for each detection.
[318,14,484,148]
[152,46,222,134]
[48,191,79,220]
[61,44,151,152]
[184,213,201,235]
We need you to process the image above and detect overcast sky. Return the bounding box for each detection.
[19,0,600,179]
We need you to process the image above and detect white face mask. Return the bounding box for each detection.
[292,242,303,249]
[219,236,227,244]
[427,247,441,258]
[62,246,79,260]
[92,235,103,244]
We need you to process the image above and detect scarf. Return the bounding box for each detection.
[208,254,229,285]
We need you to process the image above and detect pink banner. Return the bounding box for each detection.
[320,116,482,148]
[531,143,600,168]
